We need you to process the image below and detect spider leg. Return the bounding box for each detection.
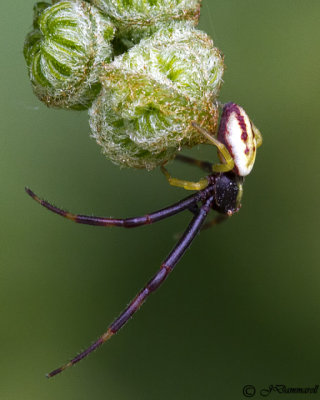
[161,165,209,191]
[175,213,228,240]
[191,122,235,173]
[47,195,214,378]
[175,154,213,173]
[25,187,204,228]
[187,203,200,215]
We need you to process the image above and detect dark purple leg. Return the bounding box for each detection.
[25,187,205,227]
[47,195,214,378]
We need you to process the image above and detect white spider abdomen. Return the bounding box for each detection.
[218,103,258,176]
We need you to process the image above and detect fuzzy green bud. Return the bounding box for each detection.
[89,22,224,170]
[24,1,115,110]
[91,0,201,45]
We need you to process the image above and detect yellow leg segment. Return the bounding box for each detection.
[191,122,235,173]
[161,165,208,191]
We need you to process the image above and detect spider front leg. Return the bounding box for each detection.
[25,187,204,227]
[191,122,235,173]
[47,195,214,378]
[161,165,209,191]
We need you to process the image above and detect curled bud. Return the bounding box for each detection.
[89,22,224,170]
[92,0,201,45]
[24,1,115,110]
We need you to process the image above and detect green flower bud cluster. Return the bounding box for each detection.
[24,0,225,169]
[24,1,115,110]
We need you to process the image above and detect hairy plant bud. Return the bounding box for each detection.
[91,0,201,29]
[91,0,201,48]
[89,22,224,170]
[24,1,115,110]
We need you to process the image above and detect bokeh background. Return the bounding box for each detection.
[1,1,320,399]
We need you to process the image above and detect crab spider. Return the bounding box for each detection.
[26,102,262,378]
[161,102,262,191]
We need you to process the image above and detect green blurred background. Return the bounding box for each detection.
[1,1,320,399]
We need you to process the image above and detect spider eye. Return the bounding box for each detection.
[218,103,259,176]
